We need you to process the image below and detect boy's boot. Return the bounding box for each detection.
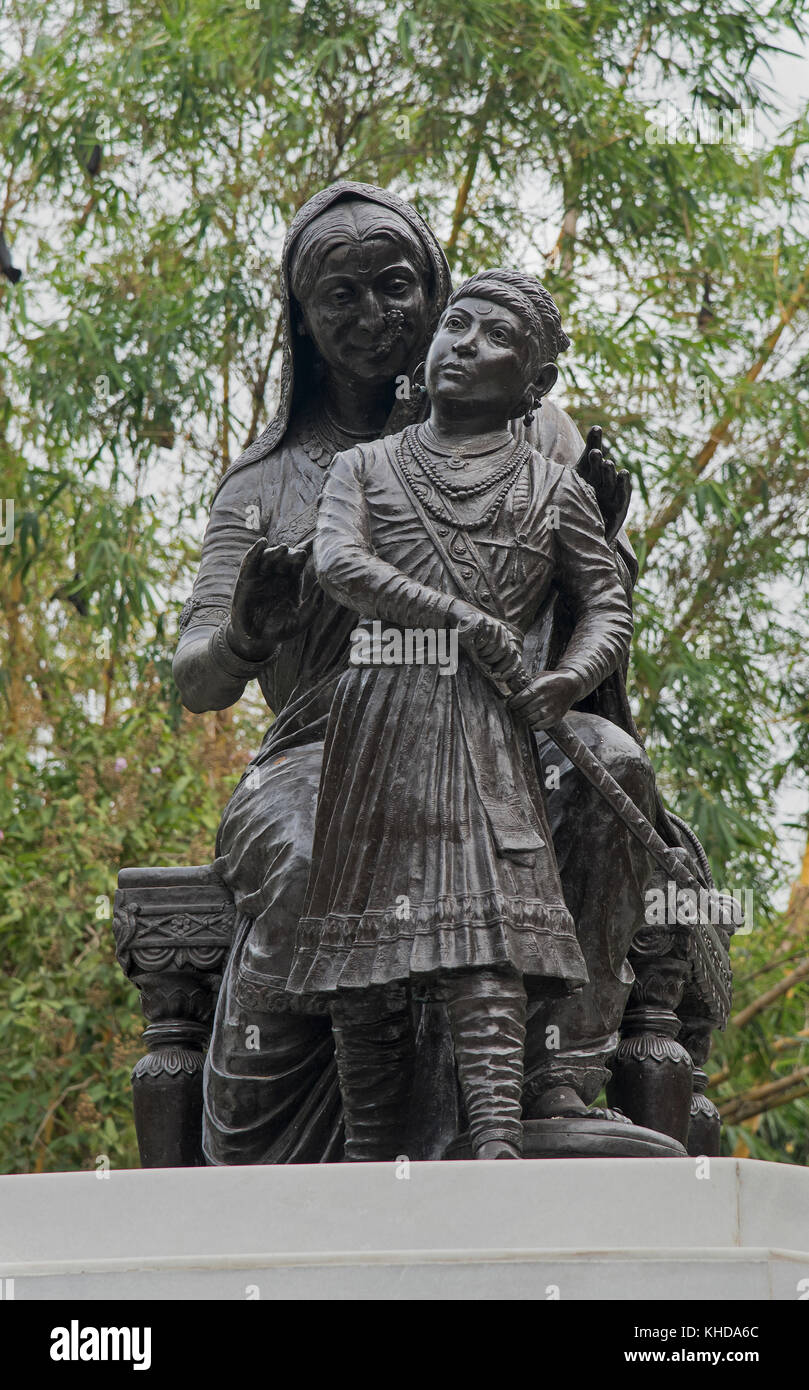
[445,968,527,1158]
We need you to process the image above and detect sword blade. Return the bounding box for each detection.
[544,718,732,1018]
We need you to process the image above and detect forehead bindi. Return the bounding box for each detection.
[446,297,522,335]
[319,239,420,284]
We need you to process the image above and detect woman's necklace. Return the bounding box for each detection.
[321,402,379,441]
[299,403,378,467]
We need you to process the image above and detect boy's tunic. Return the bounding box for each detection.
[286,428,634,998]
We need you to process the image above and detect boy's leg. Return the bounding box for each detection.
[330,986,415,1161]
[443,968,527,1158]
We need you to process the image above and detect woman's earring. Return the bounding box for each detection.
[411,361,427,397]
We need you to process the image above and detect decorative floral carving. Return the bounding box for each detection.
[690,1090,720,1119]
[614,1034,690,1065]
[132,1048,206,1080]
[113,895,235,979]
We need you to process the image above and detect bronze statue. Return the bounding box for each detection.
[283,270,636,1159]
[117,182,731,1166]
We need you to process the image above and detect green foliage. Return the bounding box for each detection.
[1,0,808,1170]
[0,682,256,1173]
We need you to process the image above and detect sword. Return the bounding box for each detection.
[503,665,734,1021]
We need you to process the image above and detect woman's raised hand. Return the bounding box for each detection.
[227,540,323,662]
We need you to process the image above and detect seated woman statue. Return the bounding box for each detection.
[284,270,634,1160]
[173,183,453,1162]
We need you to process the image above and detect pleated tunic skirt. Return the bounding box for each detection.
[286,650,588,998]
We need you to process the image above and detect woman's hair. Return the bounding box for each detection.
[289,199,433,304]
[446,268,570,376]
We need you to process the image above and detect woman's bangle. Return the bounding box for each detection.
[208,623,273,680]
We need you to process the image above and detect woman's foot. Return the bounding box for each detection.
[531,1084,590,1119]
[531,1085,633,1124]
[475,1139,521,1159]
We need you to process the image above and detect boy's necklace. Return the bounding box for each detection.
[420,421,514,472]
[408,424,526,498]
[399,428,530,530]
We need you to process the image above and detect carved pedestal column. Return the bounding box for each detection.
[113,865,236,1167]
[678,1011,722,1157]
[606,924,693,1148]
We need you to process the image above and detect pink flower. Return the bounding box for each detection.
[114,757,127,772]
[150,765,162,775]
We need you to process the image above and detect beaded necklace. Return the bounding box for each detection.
[398,425,530,531]
[407,424,527,498]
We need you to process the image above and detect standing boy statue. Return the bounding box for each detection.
[283,269,635,1159]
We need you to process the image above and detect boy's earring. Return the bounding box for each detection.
[523,392,541,427]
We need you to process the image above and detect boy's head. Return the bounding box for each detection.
[425,268,569,422]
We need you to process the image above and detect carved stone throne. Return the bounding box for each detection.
[113,862,733,1167]
[113,866,236,1167]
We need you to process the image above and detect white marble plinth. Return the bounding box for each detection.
[1,1158,807,1300]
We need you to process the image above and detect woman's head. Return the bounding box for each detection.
[288,198,437,384]
[426,268,569,421]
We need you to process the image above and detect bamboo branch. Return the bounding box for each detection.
[32,1080,86,1151]
[221,350,231,475]
[545,19,650,274]
[621,20,653,86]
[559,206,578,278]
[720,1067,809,1125]
[738,948,809,987]
[243,312,283,450]
[724,1085,809,1128]
[445,82,497,265]
[636,449,808,703]
[709,1029,809,1087]
[642,266,809,561]
[731,956,809,1030]
[657,465,770,646]
[724,1065,809,1107]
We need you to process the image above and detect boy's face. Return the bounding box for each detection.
[425,296,534,417]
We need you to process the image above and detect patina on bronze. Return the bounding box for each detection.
[285,271,633,1158]
[114,183,733,1166]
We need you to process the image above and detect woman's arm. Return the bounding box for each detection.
[172,466,269,713]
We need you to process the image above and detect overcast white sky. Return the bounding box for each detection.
[752,27,808,896]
